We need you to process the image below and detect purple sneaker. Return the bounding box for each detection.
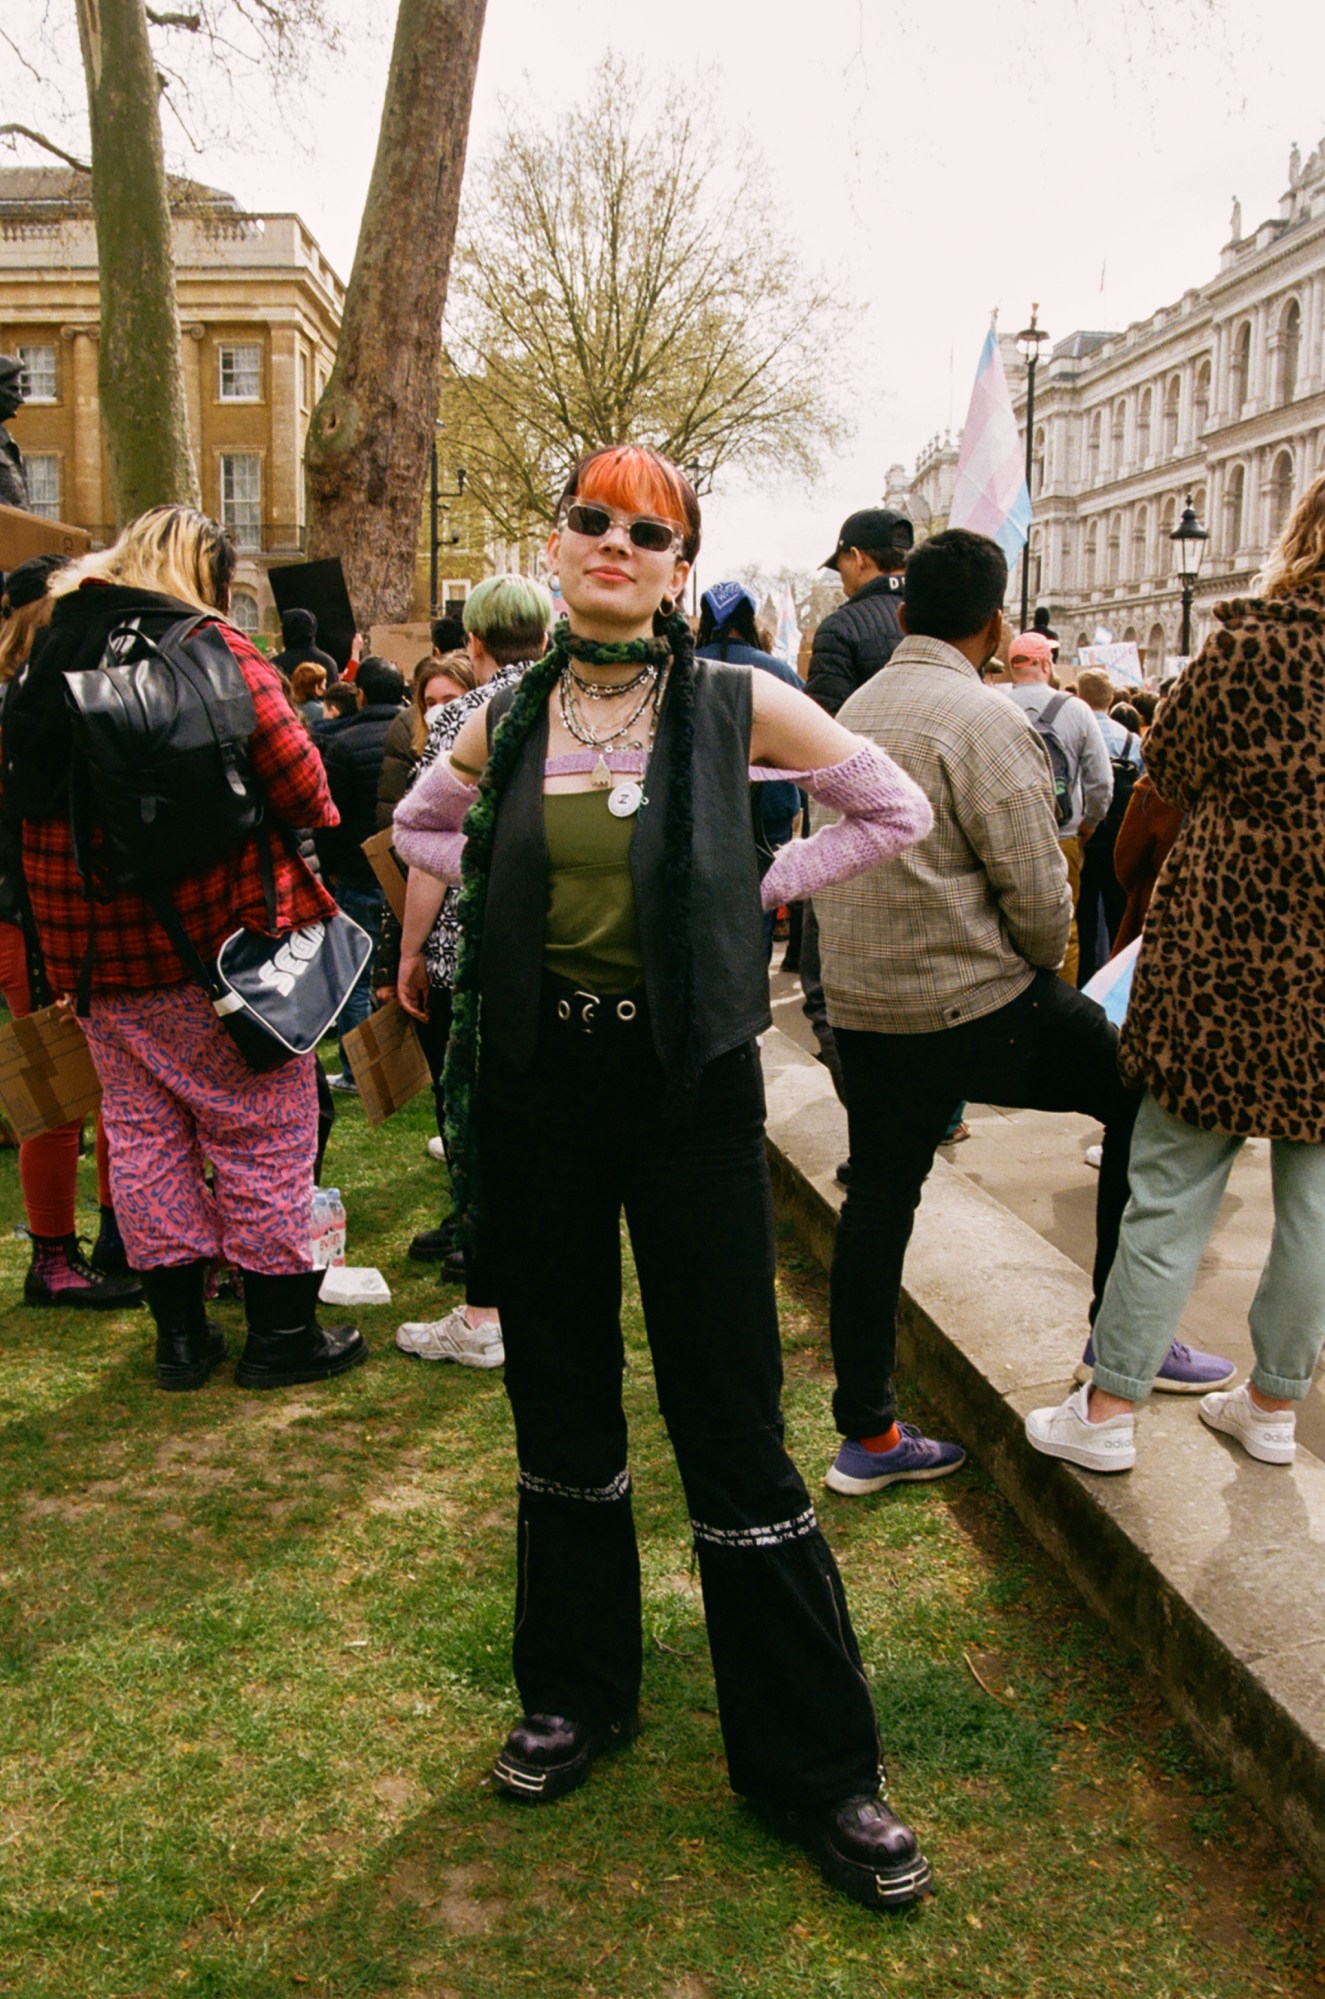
[1075,1335,1235,1395]
[825,1425,966,1495]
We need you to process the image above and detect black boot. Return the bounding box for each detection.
[24,1232,143,1311]
[142,1260,226,1391]
[234,1269,367,1390]
[90,1204,131,1278]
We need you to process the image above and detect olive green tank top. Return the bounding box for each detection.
[542,791,643,994]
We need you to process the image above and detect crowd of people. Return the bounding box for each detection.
[2,445,1322,1915]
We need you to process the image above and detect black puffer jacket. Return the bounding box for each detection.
[315,703,402,887]
[805,572,905,715]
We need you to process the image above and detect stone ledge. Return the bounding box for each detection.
[761,1025,1325,1885]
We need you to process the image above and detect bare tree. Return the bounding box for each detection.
[443,56,850,543]
[303,0,487,624]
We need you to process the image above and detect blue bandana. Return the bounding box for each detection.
[701,580,756,628]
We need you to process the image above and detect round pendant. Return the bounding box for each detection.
[607,781,643,818]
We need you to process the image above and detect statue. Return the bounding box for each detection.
[1290,142,1302,186]
[1229,196,1242,243]
[0,355,29,511]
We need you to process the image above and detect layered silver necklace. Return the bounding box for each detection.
[557,661,668,816]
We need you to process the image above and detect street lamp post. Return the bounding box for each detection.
[1169,491,1209,659]
[429,433,468,617]
[1016,305,1050,635]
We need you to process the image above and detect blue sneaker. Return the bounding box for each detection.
[825,1426,966,1495]
[1075,1335,1235,1395]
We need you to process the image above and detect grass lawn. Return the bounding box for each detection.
[1,1058,1322,1998]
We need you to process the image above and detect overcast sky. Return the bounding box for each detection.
[14,0,1325,584]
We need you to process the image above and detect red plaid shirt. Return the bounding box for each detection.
[23,625,339,995]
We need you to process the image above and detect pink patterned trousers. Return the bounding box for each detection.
[83,985,317,1274]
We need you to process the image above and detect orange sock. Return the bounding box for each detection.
[860,1424,901,1453]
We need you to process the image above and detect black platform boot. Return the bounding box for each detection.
[142,1260,226,1391]
[234,1269,367,1390]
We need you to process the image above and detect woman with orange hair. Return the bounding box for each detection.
[394,447,935,1910]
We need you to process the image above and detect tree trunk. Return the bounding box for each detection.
[304,0,487,624]
[74,0,199,523]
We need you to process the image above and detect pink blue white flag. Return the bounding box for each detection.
[774,584,800,668]
[947,324,1032,570]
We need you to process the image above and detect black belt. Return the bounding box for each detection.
[543,977,647,1036]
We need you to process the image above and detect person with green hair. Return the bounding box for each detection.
[393,444,941,1914]
[389,571,552,1365]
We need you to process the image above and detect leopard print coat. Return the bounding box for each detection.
[1119,585,1325,1142]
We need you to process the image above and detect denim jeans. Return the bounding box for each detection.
[1092,1092,1325,1402]
[830,970,1139,1438]
[478,1006,882,1806]
[333,882,384,1073]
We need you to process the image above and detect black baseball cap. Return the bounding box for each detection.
[823,507,914,572]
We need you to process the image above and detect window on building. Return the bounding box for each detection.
[1194,358,1211,434]
[1136,388,1152,460]
[218,342,262,401]
[1147,623,1167,675]
[1084,520,1099,588]
[1269,451,1295,539]
[1224,465,1245,555]
[229,590,260,635]
[16,343,57,403]
[1087,411,1102,483]
[24,453,60,518]
[1159,495,1177,570]
[220,453,262,547]
[1163,376,1181,455]
[1132,505,1148,581]
[1231,321,1251,414]
[1278,299,1301,404]
[1107,511,1122,584]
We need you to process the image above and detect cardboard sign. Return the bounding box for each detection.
[341,1000,431,1128]
[269,556,357,671]
[0,502,92,572]
[0,1003,102,1140]
[370,622,433,670]
[360,827,408,925]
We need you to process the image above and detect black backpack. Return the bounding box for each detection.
[63,614,265,896]
[1030,692,1075,828]
[1097,732,1141,848]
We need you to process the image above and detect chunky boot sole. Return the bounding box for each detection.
[234,1334,368,1390]
[493,1714,638,1803]
[24,1278,143,1311]
[156,1328,227,1393]
[813,1840,934,1911]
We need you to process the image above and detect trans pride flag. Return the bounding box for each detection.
[947,324,1033,571]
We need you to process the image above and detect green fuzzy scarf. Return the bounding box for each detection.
[441,611,696,1245]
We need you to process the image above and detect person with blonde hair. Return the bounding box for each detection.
[1028,470,1325,1473]
[1,506,366,1392]
[0,556,140,1309]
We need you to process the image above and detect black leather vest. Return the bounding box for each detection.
[479,659,772,1076]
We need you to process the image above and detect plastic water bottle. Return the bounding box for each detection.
[325,1188,347,1267]
[310,1187,333,1269]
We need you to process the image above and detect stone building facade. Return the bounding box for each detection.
[0,168,344,633]
[897,137,1325,670]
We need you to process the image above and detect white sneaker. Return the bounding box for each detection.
[1199,1381,1296,1464]
[1084,1143,1103,1170]
[396,1306,504,1369]
[1025,1381,1136,1472]
[426,1136,447,1162]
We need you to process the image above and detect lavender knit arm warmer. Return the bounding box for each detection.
[392,757,477,882]
[757,740,932,911]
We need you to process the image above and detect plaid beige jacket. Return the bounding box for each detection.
[816,635,1072,1033]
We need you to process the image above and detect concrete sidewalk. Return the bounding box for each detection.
[759,1010,1325,1885]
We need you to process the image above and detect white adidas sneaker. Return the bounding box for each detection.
[396,1306,504,1369]
[1198,1381,1296,1464]
[1025,1381,1137,1472]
